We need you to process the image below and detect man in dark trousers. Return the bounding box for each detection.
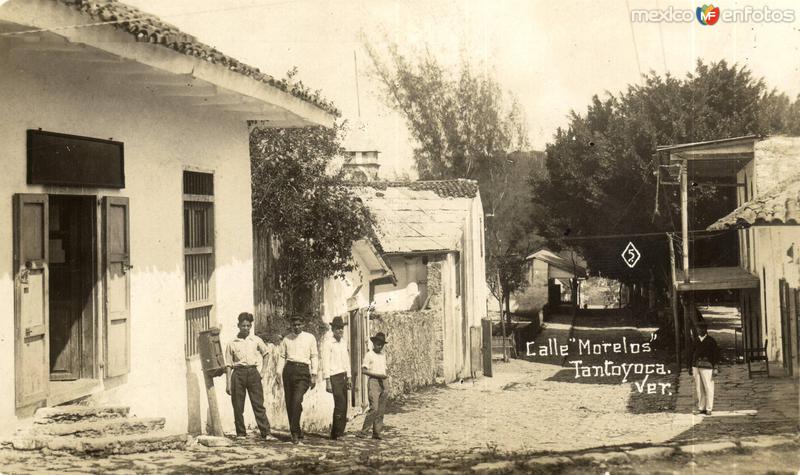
[224,312,276,441]
[323,316,351,440]
[278,315,319,444]
[687,321,721,415]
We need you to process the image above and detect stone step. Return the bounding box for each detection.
[44,431,188,456]
[33,405,130,424]
[24,417,166,438]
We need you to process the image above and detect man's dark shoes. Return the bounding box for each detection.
[372,434,382,440]
[705,410,712,416]
[291,433,299,445]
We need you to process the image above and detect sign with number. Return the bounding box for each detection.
[622,242,641,268]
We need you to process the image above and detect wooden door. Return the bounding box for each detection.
[481,319,492,377]
[13,194,49,409]
[103,197,131,378]
[349,309,361,408]
[779,279,794,375]
[49,198,82,380]
[794,289,800,377]
[548,280,561,306]
[470,326,482,378]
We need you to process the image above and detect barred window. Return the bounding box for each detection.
[183,171,215,357]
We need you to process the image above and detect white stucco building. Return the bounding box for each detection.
[0,0,334,435]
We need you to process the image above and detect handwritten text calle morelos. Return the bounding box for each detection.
[526,335,673,395]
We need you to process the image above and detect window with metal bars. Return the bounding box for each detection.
[183,171,215,357]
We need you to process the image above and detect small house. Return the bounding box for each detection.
[349,179,487,382]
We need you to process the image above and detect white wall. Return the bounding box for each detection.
[373,256,428,311]
[322,250,374,320]
[753,227,800,364]
[0,54,254,433]
[464,193,487,327]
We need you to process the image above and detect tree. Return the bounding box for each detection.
[364,38,539,359]
[250,123,374,314]
[363,40,527,181]
[533,60,799,298]
[485,151,547,314]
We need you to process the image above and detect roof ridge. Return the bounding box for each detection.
[346,179,480,198]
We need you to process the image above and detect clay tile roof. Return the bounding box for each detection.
[709,176,800,230]
[351,179,479,199]
[56,0,338,116]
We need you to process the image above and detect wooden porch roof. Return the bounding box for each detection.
[674,266,759,291]
[659,135,759,179]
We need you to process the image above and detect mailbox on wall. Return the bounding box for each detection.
[198,327,226,377]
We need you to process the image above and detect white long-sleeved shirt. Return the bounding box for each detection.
[279,331,319,375]
[322,337,351,379]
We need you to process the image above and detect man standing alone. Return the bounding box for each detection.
[279,315,319,444]
[322,316,351,440]
[688,322,721,416]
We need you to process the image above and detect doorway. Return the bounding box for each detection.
[48,195,95,381]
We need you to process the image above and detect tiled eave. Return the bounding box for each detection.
[0,0,335,127]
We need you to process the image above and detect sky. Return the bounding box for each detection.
[125,0,800,178]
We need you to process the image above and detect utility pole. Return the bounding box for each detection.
[497,266,508,362]
[680,160,689,284]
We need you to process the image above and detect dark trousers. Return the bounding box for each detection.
[282,361,311,437]
[230,366,270,437]
[361,377,387,436]
[329,372,348,439]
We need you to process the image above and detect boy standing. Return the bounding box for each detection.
[358,332,388,440]
[688,322,721,416]
[224,312,274,440]
[322,316,351,440]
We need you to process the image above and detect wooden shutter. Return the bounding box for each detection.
[103,197,131,378]
[13,194,49,409]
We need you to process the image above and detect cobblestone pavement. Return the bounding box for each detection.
[673,305,800,441]
[1,309,796,473]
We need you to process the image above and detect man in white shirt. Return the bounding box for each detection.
[278,315,319,444]
[322,316,351,440]
[224,312,274,441]
[358,332,388,440]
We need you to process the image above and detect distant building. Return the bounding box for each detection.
[341,122,381,181]
[510,248,588,317]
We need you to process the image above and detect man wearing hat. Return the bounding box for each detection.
[278,315,319,444]
[358,332,388,440]
[322,316,351,439]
